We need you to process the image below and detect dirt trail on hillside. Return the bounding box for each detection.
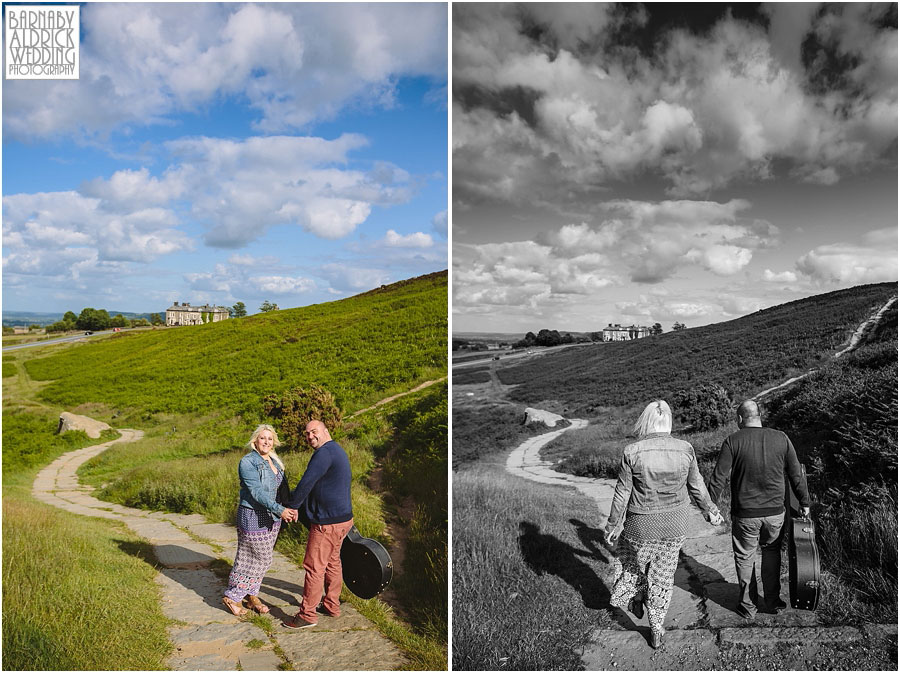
[755,294,897,402]
[502,417,896,669]
[33,429,406,671]
[348,376,446,418]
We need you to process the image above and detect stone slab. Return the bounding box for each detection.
[153,542,217,568]
[582,628,720,671]
[155,568,234,624]
[126,518,194,542]
[719,626,862,646]
[187,522,238,543]
[170,621,263,647]
[167,653,237,671]
[277,629,407,671]
[239,650,283,671]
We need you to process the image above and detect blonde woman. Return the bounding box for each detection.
[223,424,297,616]
[604,400,723,648]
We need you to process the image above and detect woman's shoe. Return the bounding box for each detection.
[223,596,248,616]
[650,629,664,649]
[245,595,270,614]
[628,597,644,619]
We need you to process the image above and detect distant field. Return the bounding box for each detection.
[498,282,896,413]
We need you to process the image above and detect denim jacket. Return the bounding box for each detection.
[238,450,286,517]
[605,433,717,534]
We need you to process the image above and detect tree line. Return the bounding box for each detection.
[510,322,684,348]
[46,308,163,333]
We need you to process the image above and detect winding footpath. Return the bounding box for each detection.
[505,420,893,670]
[33,430,406,671]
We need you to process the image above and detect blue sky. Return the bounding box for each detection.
[3,2,448,314]
[453,3,897,332]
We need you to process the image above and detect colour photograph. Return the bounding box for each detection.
[2,2,448,670]
[452,3,897,670]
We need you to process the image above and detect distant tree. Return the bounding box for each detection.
[111,314,129,328]
[130,318,150,328]
[589,331,603,342]
[76,308,111,331]
[47,321,70,333]
[2,326,14,336]
[650,323,663,336]
[149,313,163,326]
[231,302,247,318]
[259,300,279,313]
[673,383,734,431]
[262,385,343,452]
[672,322,687,331]
[452,339,469,351]
[536,329,562,346]
[63,311,77,323]
[561,333,575,344]
[29,324,42,331]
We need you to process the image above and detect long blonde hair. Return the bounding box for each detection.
[247,423,285,470]
[633,400,673,437]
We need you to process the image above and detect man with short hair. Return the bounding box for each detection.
[282,419,354,629]
[708,400,810,619]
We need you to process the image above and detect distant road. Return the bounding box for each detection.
[452,341,595,369]
[2,330,114,352]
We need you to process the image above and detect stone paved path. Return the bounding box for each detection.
[33,429,407,671]
[502,419,894,670]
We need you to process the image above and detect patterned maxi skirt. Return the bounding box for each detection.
[225,497,282,601]
[609,507,689,634]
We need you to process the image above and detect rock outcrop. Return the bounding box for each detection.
[57,412,111,439]
[523,407,564,427]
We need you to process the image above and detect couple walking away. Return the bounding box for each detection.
[222,419,354,629]
[604,399,810,649]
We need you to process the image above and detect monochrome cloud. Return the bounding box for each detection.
[453,3,897,206]
[795,228,898,285]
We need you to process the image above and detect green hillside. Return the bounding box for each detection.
[25,271,447,416]
[498,282,896,413]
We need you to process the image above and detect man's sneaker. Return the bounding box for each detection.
[316,604,339,618]
[736,605,756,620]
[282,613,318,629]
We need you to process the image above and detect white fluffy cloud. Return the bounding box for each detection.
[82,134,410,248]
[384,230,434,248]
[250,275,316,295]
[431,210,448,237]
[453,4,897,205]
[318,264,392,293]
[795,228,898,285]
[2,191,192,279]
[3,3,447,140]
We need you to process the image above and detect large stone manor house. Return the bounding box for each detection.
[165,302,229,326]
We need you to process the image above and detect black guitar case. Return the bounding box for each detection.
[340,526,393,599]
[785,464,820,611]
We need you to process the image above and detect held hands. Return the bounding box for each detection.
[706,510,725,526]
[604,530,619,547]
[280,508,298,522]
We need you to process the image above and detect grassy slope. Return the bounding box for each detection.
[499,282,896,413]
[2,394,171,670]
[24,271,447,416]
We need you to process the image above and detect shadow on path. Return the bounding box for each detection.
[518,520,636,630]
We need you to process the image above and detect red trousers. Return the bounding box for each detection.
[298,519,354,621]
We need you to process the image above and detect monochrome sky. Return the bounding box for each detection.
[2,2,448,314]
[453,2,897,333]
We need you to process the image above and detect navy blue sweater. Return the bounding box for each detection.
[286,440,353,525]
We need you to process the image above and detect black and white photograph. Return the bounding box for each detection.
[452,3,897,670]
